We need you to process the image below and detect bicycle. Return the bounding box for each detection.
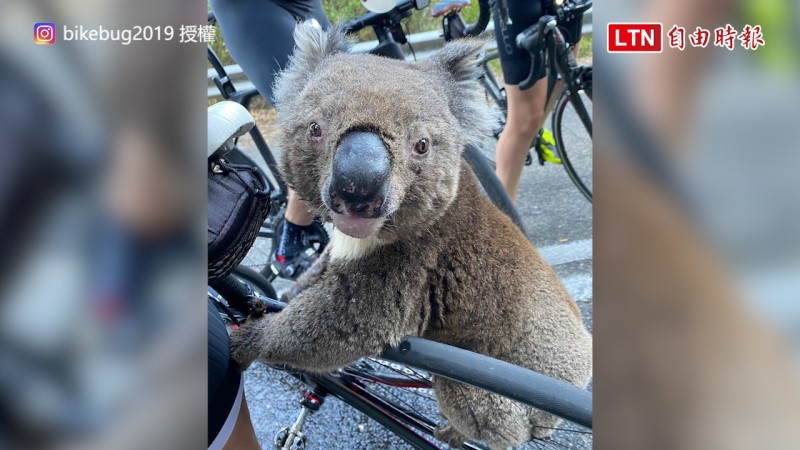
[209,269,591,450]
[436,0,593,202]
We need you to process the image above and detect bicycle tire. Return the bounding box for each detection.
[383,337,592,429]
[231,265,277,299]
[552,82,592,203]
[463,144,528,236]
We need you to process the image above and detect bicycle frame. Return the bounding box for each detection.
[548,29,592,138]
[296,372,487,450]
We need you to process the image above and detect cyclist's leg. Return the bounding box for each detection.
[285,190,314,226]
[218,390,260,450]
[492,0,547,201]
[496,80,548,202]
[274,190,318,276]
[501,43,579,185]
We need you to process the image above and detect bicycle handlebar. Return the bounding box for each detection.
[515,0,592,90]
[464,0,491,37]
[516,16,556,90]
[556,0,593,21]
[342,0,417,35]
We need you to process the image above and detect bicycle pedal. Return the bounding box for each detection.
[275,427,308,450]
[525,152,533,166]
[288,434,307,450]
[275,428,307,450]
[540,145,562,165]
[274,428,290,449]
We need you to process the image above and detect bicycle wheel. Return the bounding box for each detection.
[552,70,593,202]
[337,357,592,450]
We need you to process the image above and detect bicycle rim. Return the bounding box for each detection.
[553,89,593,202]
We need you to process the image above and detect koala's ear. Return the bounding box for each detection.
[426,39,486,82]
[292,22,353,72]
[273,23,353,108]
[425,39,493,146]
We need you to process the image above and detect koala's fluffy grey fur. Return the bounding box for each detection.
[230,23,592,449]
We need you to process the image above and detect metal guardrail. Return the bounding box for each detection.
[208,9,592,98]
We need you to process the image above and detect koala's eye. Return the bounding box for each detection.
[308,122,322,138]
[414,138,430,155]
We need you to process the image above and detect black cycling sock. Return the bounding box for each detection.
[275,220,313,263]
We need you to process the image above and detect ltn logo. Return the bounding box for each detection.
[608,23,663,53]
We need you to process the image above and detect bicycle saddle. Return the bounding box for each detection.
[431,0,471,17]
[207,101,255,158]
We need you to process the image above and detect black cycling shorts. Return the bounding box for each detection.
[493,1,584,86]
[208,299,243,449]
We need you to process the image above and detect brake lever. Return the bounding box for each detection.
[516,16,557,90]
[519,52,545,91]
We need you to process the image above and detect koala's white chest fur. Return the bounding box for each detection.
[329,228,385,261]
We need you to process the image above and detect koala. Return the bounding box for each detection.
[230,23,592,450]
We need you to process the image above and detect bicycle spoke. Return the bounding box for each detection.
[366,358,433,384]
[364,382,438,422]
[528,437,575,450]
[343,367,438,404]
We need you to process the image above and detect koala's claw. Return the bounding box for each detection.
[247,296,267,318]
[434,424,466,449]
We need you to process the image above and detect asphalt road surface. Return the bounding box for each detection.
[233,107,593,449]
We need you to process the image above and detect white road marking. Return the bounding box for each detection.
[537,239,593,302]
[537,239,592,267]
[559,273,593,302]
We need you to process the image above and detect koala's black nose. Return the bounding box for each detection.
[329,131,390,218]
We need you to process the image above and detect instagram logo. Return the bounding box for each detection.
[34,22,57,45]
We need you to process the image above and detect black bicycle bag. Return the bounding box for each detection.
[208,153,271,281]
